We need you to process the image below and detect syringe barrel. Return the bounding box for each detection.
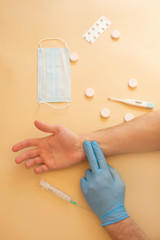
[40,180,71,202]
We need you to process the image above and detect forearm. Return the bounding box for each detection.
[81,110,160,157]
[105,217,148,240]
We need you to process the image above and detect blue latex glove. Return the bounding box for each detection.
[80,141,129,227]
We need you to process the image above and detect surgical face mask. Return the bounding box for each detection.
[38,38,71,109]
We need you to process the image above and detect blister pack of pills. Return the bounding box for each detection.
[82,16,111,44]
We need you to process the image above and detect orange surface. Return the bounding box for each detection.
[1,0,160,239]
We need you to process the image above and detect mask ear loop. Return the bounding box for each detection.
[38,38,68,48]
[39,101,70,110]
[38,38,70,110]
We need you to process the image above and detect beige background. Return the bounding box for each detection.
[1,0,160,239]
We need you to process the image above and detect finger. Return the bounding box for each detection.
[34,164,49,174]
[12,138,39,152]
[34,120,60,134]
[83,141,99,174]
[25,157,42,168]
[91,141,109,170]
[85,169,92,181]
[15,148,39,164]
[80,177,88,194]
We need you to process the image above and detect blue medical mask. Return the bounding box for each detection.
[38,38,71,109]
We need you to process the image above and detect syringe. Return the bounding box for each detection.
[39,180,90,211]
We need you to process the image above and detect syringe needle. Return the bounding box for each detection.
[77,204,91,212]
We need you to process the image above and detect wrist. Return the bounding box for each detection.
[101,205,129,227]
[77,135,88,161]
[78,134,94,161]
[76,134,101,163]
[105,217,148,240]
[80,131,110,157]
[105,217,132,232]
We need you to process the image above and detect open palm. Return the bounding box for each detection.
[12,121,85,174]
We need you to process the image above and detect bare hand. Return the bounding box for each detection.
[12,121,85,174]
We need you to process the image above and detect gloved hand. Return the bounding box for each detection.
[80,141,129,227]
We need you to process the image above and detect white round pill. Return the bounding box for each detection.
[100,108,110,118]
[70,52,79,62]
[85,88,95,97]
[128,78,138,88]
[111,30,120,39]
[124,113,135,122]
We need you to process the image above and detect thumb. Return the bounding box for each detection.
[34,120,60,133]
[80,177,88,195]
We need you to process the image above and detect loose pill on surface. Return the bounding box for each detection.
[70,52,79,62]
[100,108,110,118]
[111,30,120,39]
[85,88,95,97]
[128,78,138,88]
[124,113,135,122]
